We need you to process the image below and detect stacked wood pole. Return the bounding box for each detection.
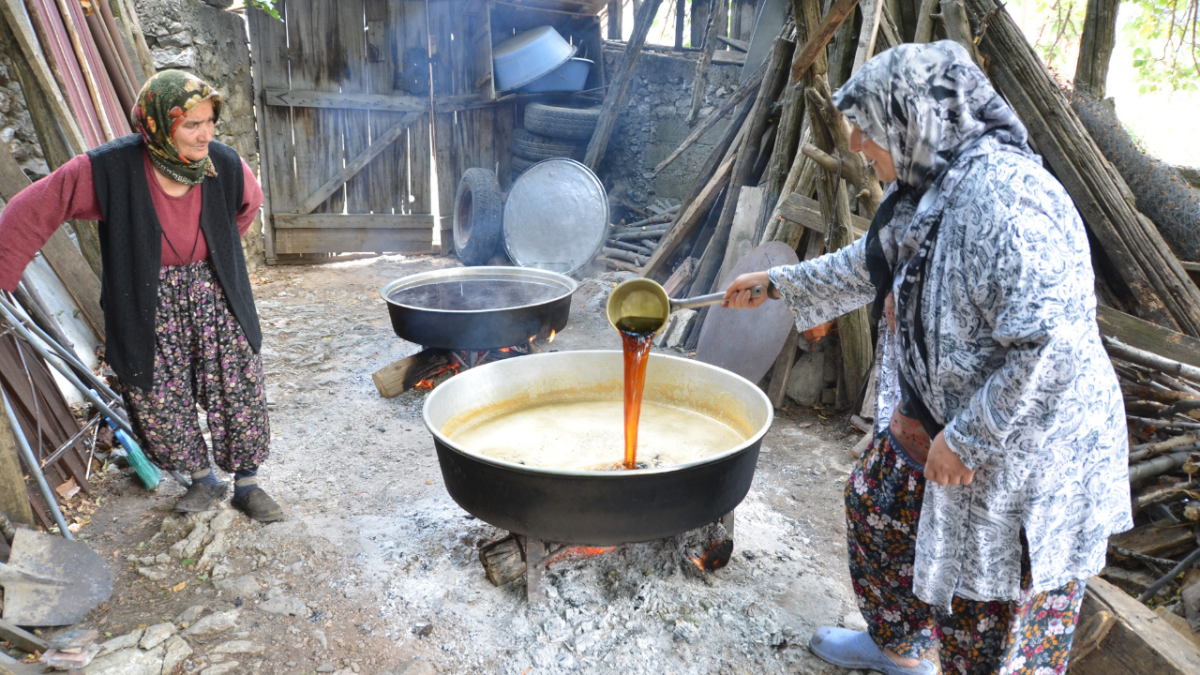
[963,0,1200,338]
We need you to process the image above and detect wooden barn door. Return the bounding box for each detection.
[249,0,435,261]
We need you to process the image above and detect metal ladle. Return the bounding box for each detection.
[605,278,763,334]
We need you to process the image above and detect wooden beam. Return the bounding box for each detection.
[776,192,869,237]
[852,0,884,73]
[790,0,860,82]
[273,214,436,230]
[717,35,749,51]
[641,152,736,277]
[1097,305,1200,370]
[584,0,665,171]
[687,0,724,125]
[712,50,747,65]
[274,229,433,256]
[766,327,801,408]
[292,112,424,216]
[1070,576,1200,675]
[0,619,47,654]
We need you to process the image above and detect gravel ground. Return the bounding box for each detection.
[14,254,872,675]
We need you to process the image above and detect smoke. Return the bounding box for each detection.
[1070,92,1200,262]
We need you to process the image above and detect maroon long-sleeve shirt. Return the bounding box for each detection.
[0,150,264,292]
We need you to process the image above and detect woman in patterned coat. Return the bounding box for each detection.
[724,42,1131,675]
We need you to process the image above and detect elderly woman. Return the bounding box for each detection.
[724,42,1131,674]
[0,71,281,522]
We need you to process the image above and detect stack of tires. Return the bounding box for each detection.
[511,103,601,180]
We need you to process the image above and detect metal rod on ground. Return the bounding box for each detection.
[2,387,73,540]
[1137,545,1200,602]
[0,298,133,436]
[0,295,123,405]
[0,296,190,489]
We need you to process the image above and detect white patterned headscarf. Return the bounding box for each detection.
[833,40,1032,193]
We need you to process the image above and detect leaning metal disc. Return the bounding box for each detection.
[503,158,607,276]
[695,241,800,384]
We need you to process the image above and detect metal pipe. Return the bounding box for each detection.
[0,295,123,405]
[0,299,133,437]
[1138,545,1200,602]
[2,388,73,540]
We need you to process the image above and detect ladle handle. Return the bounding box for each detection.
[671,285,763,311]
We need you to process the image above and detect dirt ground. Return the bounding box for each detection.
[9,254,874,675]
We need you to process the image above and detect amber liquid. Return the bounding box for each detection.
[617,317,660,470]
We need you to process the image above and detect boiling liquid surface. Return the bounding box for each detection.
[445,399,747,471]
[387,279,562,311]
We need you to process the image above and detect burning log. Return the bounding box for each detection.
[689,538,734,571]
[371,348,457,398]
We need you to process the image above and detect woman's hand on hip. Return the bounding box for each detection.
[722,271,773,309]
[924,431,975,487]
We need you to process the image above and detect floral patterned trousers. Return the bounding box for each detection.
[846,435,1085,675]
[119,261,270,475]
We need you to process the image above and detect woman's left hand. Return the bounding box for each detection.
[924,432,975,487]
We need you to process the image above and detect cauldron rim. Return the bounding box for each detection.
[422,350,774,478]
[379,266,578,315]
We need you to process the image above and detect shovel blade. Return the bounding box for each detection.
[0,529,113,627]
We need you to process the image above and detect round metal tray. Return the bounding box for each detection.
[503,158,607,276]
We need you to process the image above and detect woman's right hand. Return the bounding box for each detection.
[722,271,773,309]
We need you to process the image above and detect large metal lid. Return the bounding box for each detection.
[503,158,607,276]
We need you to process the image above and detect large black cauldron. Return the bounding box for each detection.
[422,351,773,545]
[380,267,577,350]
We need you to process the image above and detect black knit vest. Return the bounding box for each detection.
[88,134,261,390]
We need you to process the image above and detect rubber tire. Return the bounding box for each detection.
[511,155,537,176]
[512,128,586,162]
[523,103,602,141]
[452,168,503,266]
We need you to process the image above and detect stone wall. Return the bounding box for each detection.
[0,0,263,266]
[598,46,741,208]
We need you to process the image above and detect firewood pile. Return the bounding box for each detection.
[593,0,1200,629]
[597,200,680,273]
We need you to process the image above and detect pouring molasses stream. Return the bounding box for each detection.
[606,279,763,469]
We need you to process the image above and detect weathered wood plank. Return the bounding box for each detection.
[777,192,869,237]
[288,0,343,215]
[1096,305,1200,370]
[337,1,371,214]
[1071,576,1200,675]
[400,0,431,215]
[0,387,34,526]
[247,5,279,261]
[274,214,436,230]
[291,112,424,216]
[790,0,860,81]
[275,229,433,255]
[641,152,736,278]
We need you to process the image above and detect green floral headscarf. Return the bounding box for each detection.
[130,70,223,186]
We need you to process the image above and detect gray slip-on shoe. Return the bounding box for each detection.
[809,626,936,675]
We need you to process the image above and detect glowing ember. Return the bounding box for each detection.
[415,363,462,390]
[688,539,734,572]
[544,545,615,568]
[548,329,556,343]
[528,335,536,343]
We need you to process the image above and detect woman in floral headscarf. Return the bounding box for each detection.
[724,42,1130,675]
[0,70,282,523]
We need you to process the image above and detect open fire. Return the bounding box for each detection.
[376,331,559,396]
